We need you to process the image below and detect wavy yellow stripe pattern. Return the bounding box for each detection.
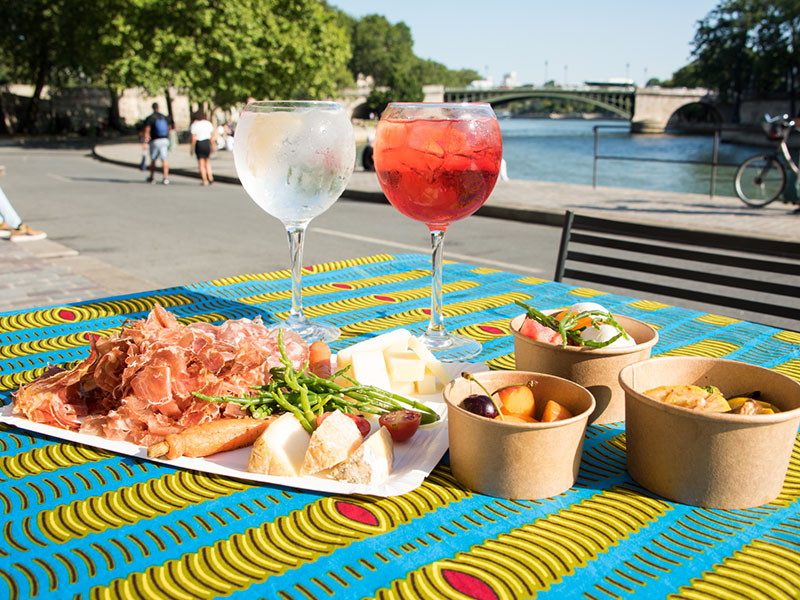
[205,254,396,287]
[272,281,482,321]
[237,270,431,305]
[661,340,741,358]
[37,471,257,543]
[339,291,534,339]
[0,328,117,360]
[0,294,194,334]
[372,485,670,600]
[674,539,800,600]
[0,443,114,479]
[89,469,469,600]
[486,354,515,371]
[774,359,800,382]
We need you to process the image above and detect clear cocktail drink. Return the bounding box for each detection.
[233,101,355,343]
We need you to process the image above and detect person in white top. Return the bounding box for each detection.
[190,110,216,186]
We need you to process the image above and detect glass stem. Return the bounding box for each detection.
[286,222,309,324]
[426,229,447,340]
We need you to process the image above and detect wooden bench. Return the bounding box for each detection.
[553,210,800,329]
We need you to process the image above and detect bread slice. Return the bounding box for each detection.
[329,426,394,485]
[300,410,362,475]
[247,413,310,476]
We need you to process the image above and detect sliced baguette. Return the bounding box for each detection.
[300,410,362,476]
[329,426,394,485]
[247,413,310,477]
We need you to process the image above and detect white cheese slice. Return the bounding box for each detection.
[329,426,394,485]
[301,410,363,475]
[349,350,392,390]
[407,336,452,385]
[247,413,310,477]
[385,350,427,382]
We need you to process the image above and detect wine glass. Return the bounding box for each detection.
[233,100,355,343]
[373,102,502,361]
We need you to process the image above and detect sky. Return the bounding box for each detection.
[331,0,722,87]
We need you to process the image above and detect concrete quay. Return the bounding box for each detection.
[92,140,800,239]
[1,139,798,314]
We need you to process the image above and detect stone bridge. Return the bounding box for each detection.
[338,83,714,133]
[443,85,714,133]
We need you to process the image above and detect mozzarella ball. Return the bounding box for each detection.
[580,323,635,348]
[569,301,608,314]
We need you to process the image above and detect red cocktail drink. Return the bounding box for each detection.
[373,103,503,361]
[374,117,502,229]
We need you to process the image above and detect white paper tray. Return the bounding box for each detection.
[0,361,487,497]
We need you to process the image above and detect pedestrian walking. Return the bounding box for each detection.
[142,102,174,185]
[0,166,47,242]
[190,110,215,186]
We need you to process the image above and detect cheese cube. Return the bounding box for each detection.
[336,329,412,370]
[385,350,426,383]
[415,369,441,395]
[390,380,416,396]
[407,336,452,385]
[350,350,392,390]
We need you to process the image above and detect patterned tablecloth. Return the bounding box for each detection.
[2,253,800,600]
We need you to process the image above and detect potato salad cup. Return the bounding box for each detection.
[620,356,800,509]
[443,370,595,500]
[510,313,658,425]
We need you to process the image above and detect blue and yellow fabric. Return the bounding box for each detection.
[1,253,799,600]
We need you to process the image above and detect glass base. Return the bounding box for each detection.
[418,332,482,362]
[272,316,340,344]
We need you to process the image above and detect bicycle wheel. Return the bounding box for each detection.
[734,155,786,207]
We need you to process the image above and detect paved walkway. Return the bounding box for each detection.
[1,139,798,313]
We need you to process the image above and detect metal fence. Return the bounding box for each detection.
[592,125,739,198]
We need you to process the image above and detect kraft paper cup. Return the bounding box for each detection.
[510,313,658,425]
[443,370,595,499]
[620,356,800,509]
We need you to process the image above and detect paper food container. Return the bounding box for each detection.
[620,356,800,509]
[510,313,658,425]
[443,370,595,499]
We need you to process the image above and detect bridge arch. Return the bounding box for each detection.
[482,91,633,119]
[664,101,723,132]
[442,86,713,132]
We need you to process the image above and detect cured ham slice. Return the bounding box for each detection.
[12,305,308,445]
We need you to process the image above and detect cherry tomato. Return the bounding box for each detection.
[378,409,422,442]
[315,412,371,438]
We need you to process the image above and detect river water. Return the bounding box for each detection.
[498,118,765,197]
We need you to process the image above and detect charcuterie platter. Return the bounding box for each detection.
[0,305,486,497]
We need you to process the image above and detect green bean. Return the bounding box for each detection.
[193,329,440,428]
[515,300,629,348]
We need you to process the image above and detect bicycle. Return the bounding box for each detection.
[734,113,799,207]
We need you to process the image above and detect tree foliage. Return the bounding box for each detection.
[0,0,353,131]
[0,1,484,133]
[669,0,799,113]
[348,15,415,86]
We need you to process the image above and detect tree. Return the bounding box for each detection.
[411,59,480,87]
[0,0,353,133]
[0,0,93,132]
[348,14,415,85]
[364,67,424,116]
[685,0,799,114]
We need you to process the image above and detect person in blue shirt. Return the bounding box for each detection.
[142,103,174,184]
